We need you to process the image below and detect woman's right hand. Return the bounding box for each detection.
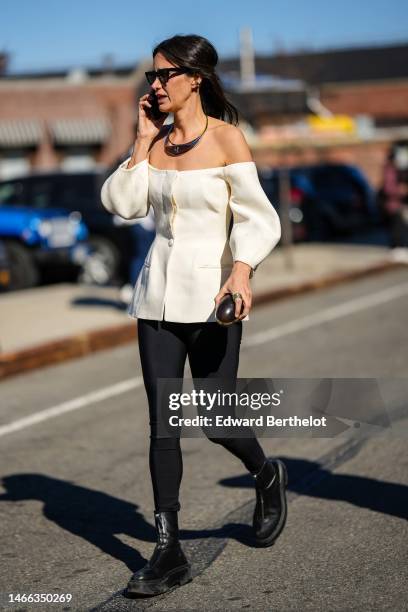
[136,93,168,142]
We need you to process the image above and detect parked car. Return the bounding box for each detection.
[0,205,90,290]
[258,163,382,243]
[0,170,133,285]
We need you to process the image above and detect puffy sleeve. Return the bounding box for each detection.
[225,161,281,277]
[100,157,150,220]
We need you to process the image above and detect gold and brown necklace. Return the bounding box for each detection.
[164,115,209,156]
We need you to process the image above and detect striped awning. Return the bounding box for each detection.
[50,117,111,145]
[0,119,43,147]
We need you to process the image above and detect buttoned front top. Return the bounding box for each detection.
[100,157,281,323]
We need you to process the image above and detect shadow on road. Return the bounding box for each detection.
[220,455,408,522]
[1,458,406,571]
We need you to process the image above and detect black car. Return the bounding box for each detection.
[258,163,383,244]
[0,170,132,284]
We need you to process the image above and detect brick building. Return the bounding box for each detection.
[0,42,407,185]
[0,59,151,179]
[218,42,408,187]
[218,42,408,129]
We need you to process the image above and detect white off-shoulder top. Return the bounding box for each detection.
[101,157,281,323]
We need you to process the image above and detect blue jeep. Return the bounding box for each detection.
[0,205,89,290]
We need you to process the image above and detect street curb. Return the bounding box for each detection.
[0,322,138,380]
[252,259,406,306]
[0,259,405,381]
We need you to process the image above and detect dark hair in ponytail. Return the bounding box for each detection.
[152,34,239,125]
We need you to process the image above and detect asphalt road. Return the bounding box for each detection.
[1,268,408,611]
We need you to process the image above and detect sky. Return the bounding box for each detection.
[2,0,408,73]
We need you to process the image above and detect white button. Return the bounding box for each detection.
[168,239,174,246]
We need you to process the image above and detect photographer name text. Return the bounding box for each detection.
[167,415,327,428]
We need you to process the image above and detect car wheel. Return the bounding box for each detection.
[5,241,40,290]
[77,235,120,285]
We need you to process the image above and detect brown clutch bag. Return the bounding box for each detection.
[215,293,244,326]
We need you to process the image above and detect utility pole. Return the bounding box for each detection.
[239,27,256,88]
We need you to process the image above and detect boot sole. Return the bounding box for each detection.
[126,564,192,597]
[255,459,288,548]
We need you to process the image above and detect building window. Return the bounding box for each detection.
[0,150,30,179]
[60,147,96,171]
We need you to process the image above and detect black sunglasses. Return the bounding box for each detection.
[145,67,194,86]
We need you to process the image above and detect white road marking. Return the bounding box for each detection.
[245,281,408,347]
[0,377,144,438]
[1,282,408,438]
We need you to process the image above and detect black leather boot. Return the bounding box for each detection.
[126,511,192,596]
[252,458,288,547]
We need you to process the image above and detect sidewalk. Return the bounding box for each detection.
[1,243,407,379]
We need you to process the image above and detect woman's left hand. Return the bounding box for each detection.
[214,261,253,320]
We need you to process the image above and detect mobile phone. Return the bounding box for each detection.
[147,93,166,121]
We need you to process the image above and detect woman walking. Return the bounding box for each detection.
[101,34,287,597]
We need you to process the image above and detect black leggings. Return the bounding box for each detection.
[137,318,267,512]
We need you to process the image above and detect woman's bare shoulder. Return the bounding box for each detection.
[211,121,253,165]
